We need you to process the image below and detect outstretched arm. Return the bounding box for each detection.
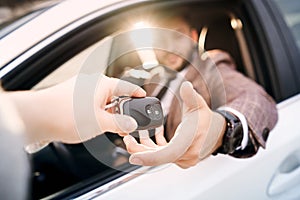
[7,74,146,145]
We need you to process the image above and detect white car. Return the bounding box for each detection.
[0,0,300,199]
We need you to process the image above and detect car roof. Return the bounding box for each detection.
[0,0,146,67]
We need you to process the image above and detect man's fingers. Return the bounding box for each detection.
[139,130,157,148]
[154,126,167,146]
[123,135,152,154]
[180,81,208,114]
[129,112,197,166]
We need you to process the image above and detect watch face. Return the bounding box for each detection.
[119,97,164,130]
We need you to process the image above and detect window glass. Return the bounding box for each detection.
[273,0,300,50]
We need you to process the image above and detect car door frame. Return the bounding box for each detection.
[241,0,300,102]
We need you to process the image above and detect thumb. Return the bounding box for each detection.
[180,81,208,114]
[100,113,138,134]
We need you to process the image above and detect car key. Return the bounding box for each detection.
[105,96,164,130]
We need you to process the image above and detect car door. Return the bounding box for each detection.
[0,0,299,199]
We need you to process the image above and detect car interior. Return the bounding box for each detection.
[0,1,279,199]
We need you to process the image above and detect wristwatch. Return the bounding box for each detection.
[214,107,249,155]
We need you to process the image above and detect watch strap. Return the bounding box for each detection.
[214,109,245,154]
[218,107,249,150]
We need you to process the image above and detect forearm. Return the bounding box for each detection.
[7,90,59,145]
[6,75,146,146]
[218,66,278,156]
[208,49,278,146]
[208,53,278,157]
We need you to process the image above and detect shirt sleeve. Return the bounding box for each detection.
[208,50,278,157]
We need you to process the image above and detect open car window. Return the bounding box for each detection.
[28,2,268,200]
[33,37,112,90]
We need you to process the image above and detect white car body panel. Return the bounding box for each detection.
[81,94,300,200]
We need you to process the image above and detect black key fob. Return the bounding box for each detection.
[106,96,164,130]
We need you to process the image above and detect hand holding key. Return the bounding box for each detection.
[106,96,164,132]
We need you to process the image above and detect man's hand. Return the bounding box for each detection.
[123,81,226,168]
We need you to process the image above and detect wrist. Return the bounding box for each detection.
[212,111,227,152]
[213,107,249,155]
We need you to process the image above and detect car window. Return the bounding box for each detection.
[33,38,110,90]
[273,0,300,51]
[29,2,260,199]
